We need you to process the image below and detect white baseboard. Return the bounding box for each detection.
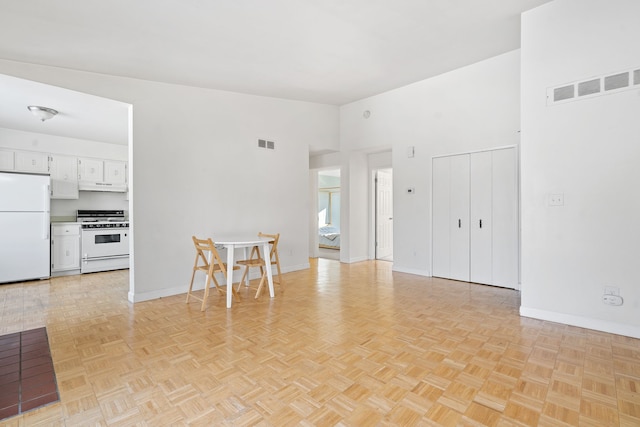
[129,262,311,303]
[520,306,640,339]
[392,265,431,277]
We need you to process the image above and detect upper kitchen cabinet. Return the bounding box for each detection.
[104,160,126,186]
[78,157,127,192]
[14,151,49,173]
[0,149,14,170]
[49,154,79,199]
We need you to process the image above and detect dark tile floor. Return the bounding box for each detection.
[0,327,59,421]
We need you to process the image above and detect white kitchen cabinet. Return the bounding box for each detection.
[14,151,49,173]
[432,147,518,289]
[78,157,127,191]
[0,149,14,171]
[77,157,104,182]
[104,160,126,185]
[51,223,81,275]
[49,154,79,199]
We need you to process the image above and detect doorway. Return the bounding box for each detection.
[317,169,340,260]
[375,168,393,261]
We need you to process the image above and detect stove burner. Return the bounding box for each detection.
[81,222,129,229]
[77,209,127,226]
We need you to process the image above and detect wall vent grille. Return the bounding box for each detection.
[548,66,640,106]
[578,79,600,97]
[604,72,629,91]
[257,139,275,150]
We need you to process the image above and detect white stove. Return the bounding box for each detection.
[77,210,130,273]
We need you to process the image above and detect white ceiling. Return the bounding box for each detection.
[0,0,551,145]
[0,74,130,145]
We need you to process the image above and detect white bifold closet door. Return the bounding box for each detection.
[432,147,518,289]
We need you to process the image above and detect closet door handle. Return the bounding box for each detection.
[458,219,461,228]
[479,219,483,228]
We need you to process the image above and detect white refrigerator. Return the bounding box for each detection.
[0,172,51,283]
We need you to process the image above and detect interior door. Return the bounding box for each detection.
[432,156,451,278]
[449,154,470,282]
[375,169,393,261]
[470,151,492,284]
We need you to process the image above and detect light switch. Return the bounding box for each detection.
[407,146,415,158]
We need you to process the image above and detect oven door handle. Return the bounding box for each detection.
[82,254,130,261]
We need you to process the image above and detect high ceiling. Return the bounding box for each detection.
[0,0,551,144]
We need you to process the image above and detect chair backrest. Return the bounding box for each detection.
[192,236,226,272]
[258,232,280,262]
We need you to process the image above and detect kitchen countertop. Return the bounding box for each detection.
[51,216,79,223]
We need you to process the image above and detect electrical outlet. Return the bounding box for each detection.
[603,295,623,306]
[549,193,564,206]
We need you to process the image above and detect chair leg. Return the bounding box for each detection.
[255,272,267,299]
[201,273,213,311]
[237,266,250,292]
[186,269,197,303]
[210,272,224,295]
[275,260,284,291]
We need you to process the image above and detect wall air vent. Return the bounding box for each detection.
[548,65,640,106]
[604,72,629,91]
[578,79,600,97]
[257,138,275,150]
[554,85,574,102]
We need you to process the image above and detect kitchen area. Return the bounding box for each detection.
[0,73,131,285]
[0,152,130,283]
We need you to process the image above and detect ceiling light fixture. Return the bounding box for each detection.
[27,105,58,122]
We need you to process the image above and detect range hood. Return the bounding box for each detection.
[78,181,127,192]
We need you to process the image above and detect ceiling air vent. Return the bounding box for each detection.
[634,69,640,85]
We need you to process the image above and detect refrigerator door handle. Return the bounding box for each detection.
[43,184,50,239]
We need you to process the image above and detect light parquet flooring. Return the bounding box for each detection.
[0,259,639,426]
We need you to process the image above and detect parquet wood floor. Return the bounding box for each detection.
[0,259,638,426]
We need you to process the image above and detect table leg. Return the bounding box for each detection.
[262,242,275,298]
[226,244,235,308]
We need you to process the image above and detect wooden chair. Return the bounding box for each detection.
[186,236,240,311]
[236,232,284,298]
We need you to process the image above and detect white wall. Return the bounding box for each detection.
[339,51,521,275]
[0,127,129,217]
[0,60,339,302]
[521,0,640,337]
[0,127,128,160]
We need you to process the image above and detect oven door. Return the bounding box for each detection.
[81,228,129,260]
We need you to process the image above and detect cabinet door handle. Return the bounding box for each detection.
[458,219,461,228]
[479,219,483,228]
